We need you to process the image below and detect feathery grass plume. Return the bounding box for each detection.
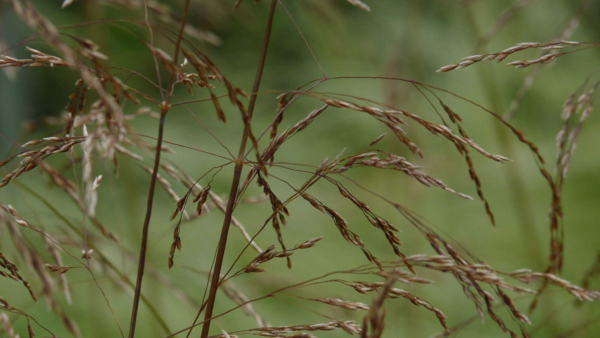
[301,297,369,310]
[231,237,322,278]
[231,321,361,337]
[438,23,600,317]
[503,9,583,121]
[437,41,600,72]
[351,269,449,332]
[168,164,263,253]
[300,192,382,269]
[438,100,495,224]
[526,80,600,312]
[1,208,82,337]
[257,171,291,267]
[361,270,395,338]
[0,251,37,302]
[322,98,511,162]
[44,264,78,274]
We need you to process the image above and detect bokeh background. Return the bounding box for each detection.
[1,0,600,337]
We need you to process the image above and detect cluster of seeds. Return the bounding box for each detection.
[257,172,291,266]
[437,40,598,72]
[322,98,510,163]
[341,277,448,330]
[300,193,381,268]
[243,321,361,337]
[0,47,69,68]
[0,136,84,188]
[303,297,369,311]
[178,59,216,94]
[0,252,37,302]
[439,100,495,224]
[44,264,77,275]
[240,237,322,275]
[168,184,212,268]
[345,150,472,199]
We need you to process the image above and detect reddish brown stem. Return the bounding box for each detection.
[127,109,166,338]
[199,1,279,337]
[128,0,192,337]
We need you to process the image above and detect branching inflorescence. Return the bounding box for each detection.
[0,1,598,338]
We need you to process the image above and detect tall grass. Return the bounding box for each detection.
[0,1,599,337]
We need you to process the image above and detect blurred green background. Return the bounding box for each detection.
[1,0,600,337]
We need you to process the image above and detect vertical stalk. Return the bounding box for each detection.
[128,1,192,337]
[199,1,278,337]
[127,109,166,338]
